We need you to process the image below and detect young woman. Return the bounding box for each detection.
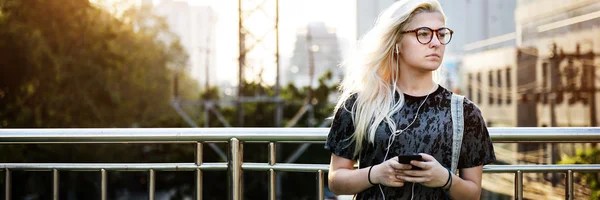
[325,0,496,199]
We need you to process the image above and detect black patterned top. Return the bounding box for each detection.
[325,85,496,200]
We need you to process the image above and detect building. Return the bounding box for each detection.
[286,22,343,88]
[516,0,600,127]
[153,0,218,89]
[439,0,517,92]
[463,0,600,127]
[461,1,600,198]
[356,0,396,41]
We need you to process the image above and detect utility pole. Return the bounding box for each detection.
[203,14,212,128]
[581,45,597,127]
[204,20,211,91]
[547,43,560,186]
[549,43,559,128]
[237,0,245,127]
[306,24,316,127]
[275,0,282,127]
[547,43,599,127]
[544,42,599,186]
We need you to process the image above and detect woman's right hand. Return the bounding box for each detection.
[371,156,412,187]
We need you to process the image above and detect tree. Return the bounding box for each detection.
[559,147,600,200]
[0,0,199,199]
[0,0,342,199]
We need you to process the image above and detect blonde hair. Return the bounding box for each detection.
[334,0,446,158]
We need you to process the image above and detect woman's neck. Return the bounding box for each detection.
[396,71,437,96]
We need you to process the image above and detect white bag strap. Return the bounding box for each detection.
[450,93,464,175]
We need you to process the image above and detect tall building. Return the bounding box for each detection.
[356,0,396,41]
[461,1,600,198]
[516,0,600,127]
[286,22,343,88]
[438,0,517,92]
[455,0,519,126]
[153,0,218,89]
[463,0,600,127]
[439,0,517,54]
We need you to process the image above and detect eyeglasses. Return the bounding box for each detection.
[401,27,454,45]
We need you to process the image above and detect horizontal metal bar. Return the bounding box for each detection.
[245,163,600,173]
[489,127,600,143]
[243,163,330,172]
[482,164,600,173]
[0,163,599,174]
[0,127,599,143]
[0,128,330,143]
[0,163,227,171]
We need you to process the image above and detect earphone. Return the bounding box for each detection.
[376,42,436,200]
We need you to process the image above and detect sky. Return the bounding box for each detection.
[188,0,356,85]
[114,0,357,86]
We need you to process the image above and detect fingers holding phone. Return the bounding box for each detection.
[370,156,412,187]
[396,153,451,188]
[396,154,424,170]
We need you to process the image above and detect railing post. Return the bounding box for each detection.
[148,169,155,200]
[196,142,203,200]
[240,142,244,198]
[53,169,59,200]
[566,170,573,200]
[5,169,11,200]
[101,169,107,200]
[268,142,276,200]
[317,170,324,200]
[515,170,523,200]
[229,138,241,200]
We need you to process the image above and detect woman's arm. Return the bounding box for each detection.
[447,166,483,200]
[328,154,408,195]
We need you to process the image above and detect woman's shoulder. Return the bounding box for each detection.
[446,90,482,117]
[338,92,359,110]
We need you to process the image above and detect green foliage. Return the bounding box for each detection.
[0,0,341,199]
[0,0,192,128]
[559,147,600,199]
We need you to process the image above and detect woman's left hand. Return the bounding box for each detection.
[395,153,449,188]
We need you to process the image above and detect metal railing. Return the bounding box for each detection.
[0,127,599,200]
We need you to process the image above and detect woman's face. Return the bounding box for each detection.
[397,12,447,73]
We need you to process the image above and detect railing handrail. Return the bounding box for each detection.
[2,163,600,173]
[1,127,600,143]
[1,127,599,200]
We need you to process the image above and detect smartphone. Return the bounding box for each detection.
[397,154,424,170]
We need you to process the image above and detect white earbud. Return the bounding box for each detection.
[395,44,399,54]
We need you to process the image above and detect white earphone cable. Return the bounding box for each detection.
[378,47,437,200]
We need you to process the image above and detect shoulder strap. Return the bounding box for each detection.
[450,93,465,175]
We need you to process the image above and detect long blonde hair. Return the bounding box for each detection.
[334,0,446,158]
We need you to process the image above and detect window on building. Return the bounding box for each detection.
[477,72,482,104]
[488,70,494,105]
[506,68,512,104]
[467,73,473,100]
[497,69,503,105]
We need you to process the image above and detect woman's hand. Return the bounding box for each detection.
[371,156,413,187]
[396,153,450,188]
